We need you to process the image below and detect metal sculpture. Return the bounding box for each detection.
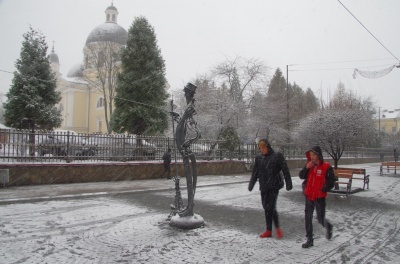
[170,83,201,218]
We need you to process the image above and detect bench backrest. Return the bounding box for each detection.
[336,167,366,176]
[382,162,400,166]
[334,169,353,179]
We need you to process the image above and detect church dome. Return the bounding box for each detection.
[106,5,117,11]
[85,3,127,45]
[86,23,128,45]
[67,63,84,78]
[48,45,59,64]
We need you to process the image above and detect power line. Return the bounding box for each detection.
[290,63,395,72]
[337,0,400,63]
[289,58,398,67]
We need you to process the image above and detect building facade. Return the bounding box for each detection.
[49,3,128,134]
[376,109,400,135]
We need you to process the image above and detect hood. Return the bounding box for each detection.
[258,138,274,155]
[306,146,324,162]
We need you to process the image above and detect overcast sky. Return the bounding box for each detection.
[0,0,399,110]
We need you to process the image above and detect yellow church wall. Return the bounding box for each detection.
[88,93,107,134]
[71,91,89,133]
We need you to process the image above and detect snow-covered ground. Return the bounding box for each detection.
[0,163,399,263]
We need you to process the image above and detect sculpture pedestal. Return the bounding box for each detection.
[169,214,204,229]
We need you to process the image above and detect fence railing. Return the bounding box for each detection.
[0,129,247,163]
[0,129,394,164]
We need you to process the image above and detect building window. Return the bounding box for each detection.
[96,97,105,108]
[112,14,115,22]
[59,103,64,112]
[107,14,110,22]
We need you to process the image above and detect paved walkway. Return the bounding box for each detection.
[1,163,399,263]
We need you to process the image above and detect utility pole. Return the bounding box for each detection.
[286,65,290,144]
[378,107,381,137]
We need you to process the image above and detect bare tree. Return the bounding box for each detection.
[293,84,375,168]
[212,57,269,140]
[246,90,288,144]
[83,41,123,134]
[212,56,269,104]
[171,57,270,148]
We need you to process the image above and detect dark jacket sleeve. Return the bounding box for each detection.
[299,166,308,180]
[248,156,259,191]
[322,166,335,192]
[278,153,292,189]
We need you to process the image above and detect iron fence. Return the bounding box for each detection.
[0,129,237,163]
[0,129,394,164]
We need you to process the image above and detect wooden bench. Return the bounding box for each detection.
[380,162,400,175]
[336,167,370,190]
[330,169,353,196]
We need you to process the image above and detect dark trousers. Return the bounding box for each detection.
[162,163,170,178]
[261,189,280,231]
[305,197,331,238]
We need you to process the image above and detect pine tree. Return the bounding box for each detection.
[267,68,286,99]
[266,68,287,129]
[3,27,61,131]
[111,16,168,135]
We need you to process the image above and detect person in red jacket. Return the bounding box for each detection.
[299,146,335,248]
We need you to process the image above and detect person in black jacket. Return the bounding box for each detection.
[161,148,172,179]
[248,139,293,238]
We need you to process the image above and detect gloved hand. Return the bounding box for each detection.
[286,181,293,191]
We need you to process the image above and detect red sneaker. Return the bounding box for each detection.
[259,230,272,238]
[276,228,283,239]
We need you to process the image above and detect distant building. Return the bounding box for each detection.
[375,109,400,135]
[49,3,128,134]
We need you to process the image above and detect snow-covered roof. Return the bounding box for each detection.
[67,63,84,78]
[61,75,88,85]
[380,109,400,119]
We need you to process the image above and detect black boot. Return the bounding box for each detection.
[326,223,333,240]
[302,238,314,248]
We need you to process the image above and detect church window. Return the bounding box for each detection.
[96,97,105,108]
[112,14,115,22]
[59,103,64,112]
[107,14,110,22]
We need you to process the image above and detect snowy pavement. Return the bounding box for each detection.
[0,163,399,263]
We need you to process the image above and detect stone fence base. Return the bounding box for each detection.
[0,157,382,187]
[0,160,247,187]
